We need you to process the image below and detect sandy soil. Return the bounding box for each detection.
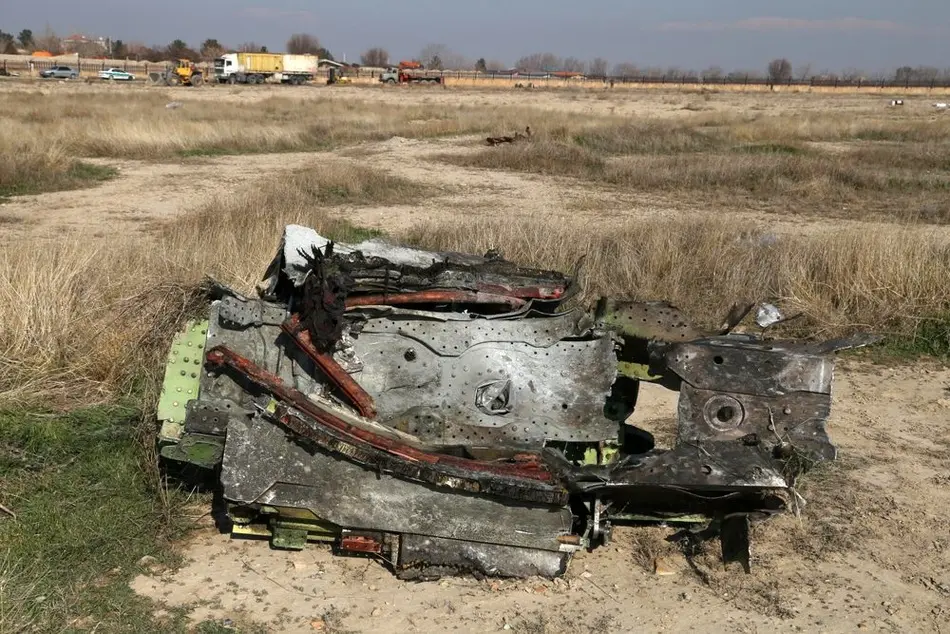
[131,367,950,633]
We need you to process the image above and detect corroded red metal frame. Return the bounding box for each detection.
[205,345,560,491]
[345,290,527,310]
[281,314,377,419]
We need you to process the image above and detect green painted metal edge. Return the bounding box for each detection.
[157,319,209,442]
[617,361,663,382]
[159,433,224,468]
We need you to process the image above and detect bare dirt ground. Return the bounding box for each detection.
[4,131,948,244]
[0,152,323,241]
[3,84,949,632]
[132,368,950,633]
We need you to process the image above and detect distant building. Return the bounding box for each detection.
[62,34,109,54]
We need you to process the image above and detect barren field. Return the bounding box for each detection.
[1,81,949,634]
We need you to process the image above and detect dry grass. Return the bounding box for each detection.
[404,215,950,338]
[0,162,416,406]
[437,115,950,220]
[0,89,547,162]
[0,134,116,199]
[4,86,950,406]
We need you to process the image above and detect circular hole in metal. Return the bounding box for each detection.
[716,406,735,424]
[714,356,724,365]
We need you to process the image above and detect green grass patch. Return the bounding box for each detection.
[732,143,809,155]
[874,314,950,359]
[573,122,720,155]
[0,160,116,201]
[0,404,196,632]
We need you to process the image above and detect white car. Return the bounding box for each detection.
[98,68,135,81]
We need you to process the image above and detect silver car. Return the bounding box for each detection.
[40,66,78,79]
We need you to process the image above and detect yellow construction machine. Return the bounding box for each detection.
[149,59,204,87]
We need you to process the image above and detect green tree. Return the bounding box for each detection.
[112,39,126,58]
[18,29,33,49]
[475,57,487,72]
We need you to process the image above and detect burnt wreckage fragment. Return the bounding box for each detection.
[157,224,874,579]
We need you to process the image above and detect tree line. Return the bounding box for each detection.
[0,29,334,63]
[2,28,949,83]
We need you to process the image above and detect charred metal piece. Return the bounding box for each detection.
[345,290,528,310]
[205,344,568,506]
[157,224,874,581]
[281,313,377,419]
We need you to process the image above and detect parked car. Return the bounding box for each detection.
[98,68,135,81]
[40,66,78,79]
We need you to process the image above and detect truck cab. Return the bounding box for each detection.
[213,54,237,82]
[380,67,400,84]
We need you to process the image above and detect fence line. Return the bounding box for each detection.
[3,56,950,90]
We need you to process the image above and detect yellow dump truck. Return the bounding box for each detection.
[213,53,317,85]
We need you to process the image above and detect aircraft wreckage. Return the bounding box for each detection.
[157,224,874,579]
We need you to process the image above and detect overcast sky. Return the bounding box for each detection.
[5,0,948,72]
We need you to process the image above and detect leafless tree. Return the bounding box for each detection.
[611,62,638,77]
[239,42,264,53]
[561,57,585,73]
[702,65,724,80]
[200,39,225,61]
[361,47,389,67]
[588,58,609,77]
[796,63,813,82]
[840,67,866,82]
[34,26,63,55]
[485,59,506,71]
[287,33,321,55]
[767,58,793,83]
[419,43,470,70]
[516,52,562,72]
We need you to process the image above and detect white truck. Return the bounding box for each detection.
[214,53,318,85]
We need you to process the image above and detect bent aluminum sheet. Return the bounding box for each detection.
[270,225,491,288]
[350,314,618,444]
[221,415,574,551]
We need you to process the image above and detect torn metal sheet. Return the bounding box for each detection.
[158,224,871,580]
[222,415,574,552]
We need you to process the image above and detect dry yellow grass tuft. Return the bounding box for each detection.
[0,162,415,406]
[438,114,950,221]
[4,86,950,406]
[404,215,950,337]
